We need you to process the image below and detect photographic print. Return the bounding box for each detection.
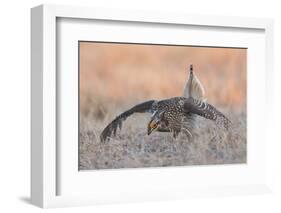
[79,42,246,170]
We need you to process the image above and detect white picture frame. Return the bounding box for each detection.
[31,4,274,208]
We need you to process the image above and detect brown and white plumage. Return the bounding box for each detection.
[100,97,230,142]
[183,64,206,102]
[182,64,207,136]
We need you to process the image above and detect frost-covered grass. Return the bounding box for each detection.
[79,106,246,170]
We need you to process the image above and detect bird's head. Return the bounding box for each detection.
[147,119,160,135]
[147,111,164,135]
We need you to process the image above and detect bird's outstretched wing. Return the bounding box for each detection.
[100,100,156,142]
[183,97,231,129]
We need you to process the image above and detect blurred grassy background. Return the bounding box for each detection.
[80,42,246,118]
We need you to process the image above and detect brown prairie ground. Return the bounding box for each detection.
[79,42,247,170]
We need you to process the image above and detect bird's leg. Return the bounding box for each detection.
[181,127,193,138]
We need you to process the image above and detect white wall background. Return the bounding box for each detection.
[0,0,280,212]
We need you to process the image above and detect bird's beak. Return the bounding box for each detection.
[147,120,158,135]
